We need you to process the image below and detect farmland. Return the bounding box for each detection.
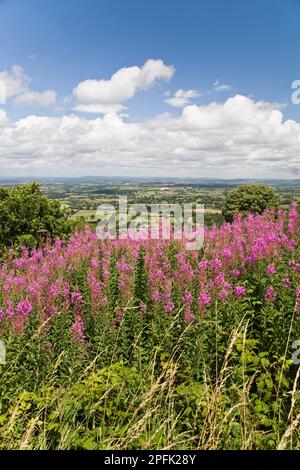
[1,177,300,227]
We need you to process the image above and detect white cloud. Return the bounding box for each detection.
[73,59,175,113]
[0,81,6,104]
[0,109,8,126]
[165,89,201,108]
[0,65,57,108]
[213,79,231,92]
[0,95,299,178]
[74,103,125,114]
[14,90,57,107]
[0,65,30,99]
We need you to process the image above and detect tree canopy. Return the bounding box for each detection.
[222,184,279,222]
[0,183,73,251]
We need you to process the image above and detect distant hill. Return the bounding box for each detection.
[1,176,300,187]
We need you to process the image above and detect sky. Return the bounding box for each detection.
[0,0,300,178]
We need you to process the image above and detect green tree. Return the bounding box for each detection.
[0,183,74,251]
[222,184,279,222]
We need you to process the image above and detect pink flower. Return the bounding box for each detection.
[282,278,291,288]
[231,269,241,277]
[234,286,246,299]
[71,290,83,306]
[165,302,174,313]
[184,307,196,324]
[49,284,59,298]
[219,289,229,301]
[115,309,124,320]
[198,293,211,307]
[151,290,160,302]
[267,264,277,276]
[198,260,208,270]
[265,287,276,302]
[5,300,14,318]
[210,259,222,270]
[214,273,225,286]
[182,291,193,304]
[16,300,32,318]
[221,248,232,259]
[90,258,99,268]
[71,314,85,343]
[139,302,147,314]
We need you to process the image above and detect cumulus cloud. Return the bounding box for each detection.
[73,59,175,113]
[165,89,201,108]
[0,95,299,177]
[0,65,57,108]
[0,80,5,104]
[0,65,29,99]
[213,79,231,92]
[0,109,8,126]
[14,90,57,107]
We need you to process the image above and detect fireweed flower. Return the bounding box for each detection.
[63,282,70,297]
[184,307,196,324]
[224,282,232,290]
[162,261,171,271]
[198,260,208,270]
[115,309,124,320]
[139,302,147,314]
[282,277,291,288]
[265,287,276,302]
[198,293,211,307]
[71,290,83,307]
[210,259,222,271]
[219,289,229,301]
[90,258,99,268]
[0,309,5,321]
[116,258,133,273]
[221,248,233,259]
[295,287,300,311]
[165,302,174,313]
[234,286,246,299]
[182,292,193,304]
[5,300,14,318]
[16,300,32,318]
[267,264,277,276]
[49,283,59,298]
[11,276,26,289]
[71,315,85,343]
[213,273,225,287]
[151,290,160,302]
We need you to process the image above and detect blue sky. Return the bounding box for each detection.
[0,0,300,177]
